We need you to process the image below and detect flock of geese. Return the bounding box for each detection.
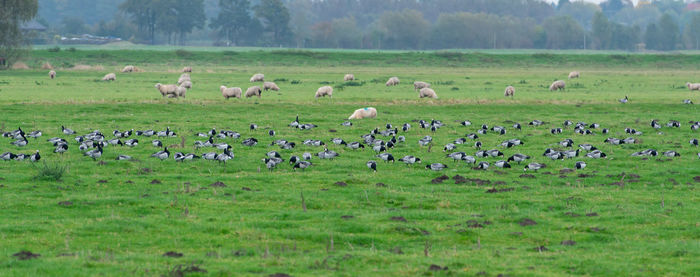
[2,115,699,174]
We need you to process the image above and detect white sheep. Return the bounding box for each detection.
[180,80,192,89]
[245,86,262,98]
[386,77,400,86]
[348,107,377,120]
[176,86,186,98]
[549,80,566,91]
[49,70,56,79]
[220,86,242,99]
[504,86,515,97]
[121,65,135,73]
[315,86,333,98]
[178,74,191,85]
[102,73,116,81]
[250,73,264,82]
[263,82,280,91]
[419,88,438,99]
[344,74,355,81]
[568,71,580,79]
[686,82,700,91]
[182,66,192,73]
[155,83,178,97]
[414,81,430,91]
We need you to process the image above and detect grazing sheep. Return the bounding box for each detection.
[48,70,56,79]
[386,77,400,86]
[348,107,377,120]
[178,73,191,85]
[263,82,280,91]
[102,73,116,81]
[504,85,515,97]
[175,86,186,98]
[344,74,355,81]
[568,71,580,79]
[155,83,178,97]
[250,73,264,82]
[315,86,333,98]
[182,66,192,73]
[245,86,262,98]
[419,88,438,99]
[121,65,135,73]
[549,80,566,91]
[414,81,430,91]
[180,80,192,89]
[686,82,700,91]
[220,86,242,99]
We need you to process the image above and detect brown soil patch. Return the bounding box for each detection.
[519,218,537,226]
[97,180,107,183]
[564,212,580,217]
[13,250,39,260]
[375,183,386,187]
[241,187,252,191]
[58,201,73,206]
[486,187,514,193]
[429,264,448,271]
[390,216,407,222]
[519,174,535,178]
[341,215,354,219]
[586,212,599,217]
[163,251,183,258]
[150,179,161,184]
[561,240,576,246]
[210,181,226,187]
[334,181,348,187]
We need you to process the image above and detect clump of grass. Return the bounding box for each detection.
[319,81,333,85]
[48,47,61,53]
[222,51,238,56]
[33,162,68,181]
[343,81,365,86]
[569,83,585,89]
[451,87,460,91]
[370,78,384,84]
[273,78,289,82]
[67,47,77,52]
[290,80,301,85]
[484,81,493,85]
[175,49,192,58]
[465,76,471,79]
[519,80,527,84]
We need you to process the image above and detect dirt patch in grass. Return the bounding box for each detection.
[97,179,108,183]
[335,181,348,187]
[269,274,291,277]
[241,187,252,191]
[519,218,537,226]
[389,247,403,254]
[328,129,337,133]
[126,180,133,184]
[578,173,595,178]
[375,183,386,187]
[493,170,507,175]
[510,232,523,236]
[486,187,514,193]
[533,246,548,252]
[58,201,73,206]
[150,179,161,184]
[210,181,226,187]
[170,264,207,275]
[564,212,581,217]
[431,175,450,184]
[13,251,39,260]
[140,168,152,174]
[391,216,407,222]
[341,215,354,219]
[693,176,700,183]
[560,168,575,174]
[163,251,183,258]
[429,264,448,271]
[586,212,599,217]
[520,174,535,178]
[561,240,576,246]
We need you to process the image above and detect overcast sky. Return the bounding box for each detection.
[543,0,640,4]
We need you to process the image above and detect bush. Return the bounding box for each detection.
[291,80,301,85]
[175,49,193,58]
[34,162,68,181]
[48,47,61,52]
[68,47,77,52]
[273,78,289,82]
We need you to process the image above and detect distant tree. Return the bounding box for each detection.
[95,14,138,40]
[210,0,258,46]
[0,0,38,69]
[377,10,430,49]
[557,0,571,9]
[330,17,362,49]
[542,16,584,49]
[614,5,661,28]
[61,17,87,35]
[120,0,159,44]
[644,23,662,50]
[173,0,206,45]
[591,12,611,49]
[255,0,293,46]
[601,0,630,17]
[683,13,700,49]
[557,1,600,30]
[288,0,314,48]
[657,13,679,50]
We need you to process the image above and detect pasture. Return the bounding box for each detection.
[0,49,698,276]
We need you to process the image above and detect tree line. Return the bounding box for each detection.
[24,0,700,51]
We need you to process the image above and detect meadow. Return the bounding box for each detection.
[0,48,698,276]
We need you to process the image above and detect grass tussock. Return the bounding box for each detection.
[33,162,68,181]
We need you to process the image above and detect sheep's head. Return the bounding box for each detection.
[155,83,162,89]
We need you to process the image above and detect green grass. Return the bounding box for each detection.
[0,50,698,276]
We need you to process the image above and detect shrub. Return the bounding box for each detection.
[48,47,61,52]
[291,80,301,85]
[175,49,193,58]
[34,162,68,181]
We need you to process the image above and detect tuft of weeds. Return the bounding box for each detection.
[33,162,68,181]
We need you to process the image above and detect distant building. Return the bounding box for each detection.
[20,21,47,32]
[688,1,700,11]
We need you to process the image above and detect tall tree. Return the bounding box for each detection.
[542,16,584,49]
[377,10,430,49]
[0,0,38,68]
[684,13,700,50]
[120,0,159,44]
[210,0,257,46]
[644,23,661,50]
[255,0,292,46]
[657,13,679,50]
[591,11,611,49]
[174,0,206,45]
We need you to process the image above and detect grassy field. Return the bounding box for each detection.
[0,49,698,276]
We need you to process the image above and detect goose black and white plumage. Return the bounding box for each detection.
[289,116,300,128]
[563,120,573,127]
[562,149,580,159]
[217,148,234,163]
[1,152,17,161]
[116,155,132,161]
[513,123,522,130]
[662,151,680,157]
[202,152,218,160]
[137,129,155,137]
[28,130,42,139]
[426,163,447,171]
[579,144,597,151]
[346,142,365,150]
[214,142,230,150]
[293,161,312,171]
[466,133,479,140]
[62,125,75,135]
[631,149,657,157]
[683,99,693,105]
[651,120,662,129]
[341,121,353,127]
[263,157,283,171]
[453,138,466,145]
[376,153,395,163]
[446,152,468,162]
[418,137,432,147]
[299,124,317,130]
[460,120,472,127]
[303,152,312,160]
[550,128,563,134]
[601,128,609,134]
[491,126,506,135]
[269,130,276,137]
[373,144,386,153]
[586,150,606,159]
[667,120,681,128]
[545,151,563,160]
[125,139,138,147]
[317,149,339,159]
[402,123,411,132]
[486,149,504,157]
[107,138,123,146]
[367,160,377,172]
[476,161,489,170]
[529,120,543,126]
[267,151,282,159]
[54,143,68,154]
[477,129,487,135]
[692,124,700,131]
[152,140,163,147]
[14,153,27,161]
[398,155,421,165]
[442,143,456,152]
[575,161,586,170]
[151,147,170,161]
[494,160,511,168]
[28,150,40,162]
[524,162,546,171]
[507,153,530,164]
[475,150,488,158]
[623,137,636,144]
[11,136,28,147]
[242,138,258,147]
[280,142,296,150]
[475,141,482,149]
[289,155,300,165]
[559,139,574,148]
[84,145,103,161]
[619,96,628,104]
[690,139,698,146]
